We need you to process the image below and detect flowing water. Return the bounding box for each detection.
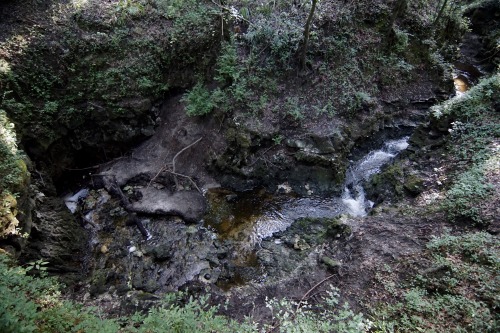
[204,137,410,252]
[63,137,410,288]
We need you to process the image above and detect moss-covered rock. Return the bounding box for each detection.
[0,193,18,238]
[365,164,405,204]
[404,174,425,196]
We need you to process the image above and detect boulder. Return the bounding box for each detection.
[129,188,206,223]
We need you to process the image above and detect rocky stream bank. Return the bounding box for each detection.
[1,0,498,329]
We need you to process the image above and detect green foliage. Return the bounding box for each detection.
[154,0,190,19]
[372,232,499,332]
[0,111,25,195]
[285,96,304,120]
[442,165,493,224]
[0,254,121,333]
[0,113,24,236]
[0,253,372,332]
[431,75,500,225]
[272,134,284,145]
[182,82,214,116]
[215,37,240,84]
[244,10,304,70]
[25,259,49,276]
[114,0,146,23]
[266,286,372,332]
[137,293,255,333]
[0,0,217,145]
[431,75,499,121]
[392,27,410,53]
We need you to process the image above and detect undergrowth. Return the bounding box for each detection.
[432,74,500,225]
[183,0,462,120]
[0,253,371,333]
[0,0,219,144]
[372,231,499,333]
[0,110,28,238]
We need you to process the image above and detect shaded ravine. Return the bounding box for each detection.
[58,61,479,299]
[203,137,410,273]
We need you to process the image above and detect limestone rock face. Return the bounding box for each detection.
[23,196,88,283]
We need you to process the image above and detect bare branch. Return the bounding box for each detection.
[172,137,203,189]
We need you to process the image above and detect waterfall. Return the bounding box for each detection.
[341,137,409,216]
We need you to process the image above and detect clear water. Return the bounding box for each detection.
[205,137,410,248]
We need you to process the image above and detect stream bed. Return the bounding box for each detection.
[60,136,410,297]
[203,137,409,279]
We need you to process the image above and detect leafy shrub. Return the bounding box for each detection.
[0,254,120,333]
[285,96,304,120]
[244,11,304,70]
[182,82,214,116]
[215,37,240,84]
[0,0,219,146]
[0,252,373,332]
[138,293,256,333]
[0,111,28,238]
[0,111,25,195]
[265,286,372,333]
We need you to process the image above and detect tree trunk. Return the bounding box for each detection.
[434,0,449,27]
[300,0,318,70]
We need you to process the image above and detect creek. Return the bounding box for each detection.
[55,58,477,294]
[57,60,473,296]
[58,61,476,293]
[60,136,410,293]
[203,137,409,268]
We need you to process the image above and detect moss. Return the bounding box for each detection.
[404,174,424,196]
[294,151,336,167]
[0,0,221,157]
[289,217,351,246]
[368,164,405,201]
[0,193,18,238]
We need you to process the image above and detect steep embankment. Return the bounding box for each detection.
[0,0,457,265]
[0,0,498,332]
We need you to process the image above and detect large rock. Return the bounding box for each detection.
[22,196,88,283]
[130,188,206,223]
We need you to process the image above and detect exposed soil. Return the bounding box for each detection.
[2,1,498,330]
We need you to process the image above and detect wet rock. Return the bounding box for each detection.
[199,268,220,283]
[81,190,229,296]
[365,164,405,204]
[294,151,337,167]
[257,249,274,265]
[129,188,206,223]
[150,243,172,261]
[404,174,424,196]
[225,193,238,202]
[293,235,310,251]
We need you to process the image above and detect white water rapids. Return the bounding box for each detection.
[341,137,409,216]
[248,137,410,245]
